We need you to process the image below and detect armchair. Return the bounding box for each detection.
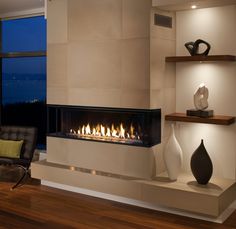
[0,126,37,190]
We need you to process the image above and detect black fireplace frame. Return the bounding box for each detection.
[47,104,161,148]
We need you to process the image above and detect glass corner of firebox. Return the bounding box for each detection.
[47,105,161,148]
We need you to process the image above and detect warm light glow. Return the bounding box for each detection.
[91,170,96,175]
[199,83,205,88]
[69,122,141,143]
[69,166,75,171]
[191,5,197,9]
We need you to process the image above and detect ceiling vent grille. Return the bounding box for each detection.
[154,14,172,28]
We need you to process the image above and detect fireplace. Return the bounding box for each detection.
[47,105,161,147]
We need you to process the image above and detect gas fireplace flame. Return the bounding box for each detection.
[69,122,141,143]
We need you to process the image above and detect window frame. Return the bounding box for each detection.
[0,16,47,125]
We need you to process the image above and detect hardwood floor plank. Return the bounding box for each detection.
[0,181,235,229]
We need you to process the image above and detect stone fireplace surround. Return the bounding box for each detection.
[45,104,161,179]
[40,0,164,180]
[31,0,236,222]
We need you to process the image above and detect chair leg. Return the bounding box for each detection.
[10,165,28,190]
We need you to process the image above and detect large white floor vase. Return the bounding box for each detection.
[164,124,183,181]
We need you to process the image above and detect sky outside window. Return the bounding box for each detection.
[2,16,46,52]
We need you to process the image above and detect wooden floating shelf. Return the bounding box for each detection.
[165,55,236,62]
[165,113,235,125]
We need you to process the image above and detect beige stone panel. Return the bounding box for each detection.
[67,88,121,108]
[47,44,67,87]
[140,173,236,216]
[67,40,122,89]
[162,88,176,115]
[32,161,142,200]
[122,0,151,39]
[164,62,176,88]
[141,182,218,216]
[120,89,150,109]
[150,89,163,109]
[68,0,122,41]
[150,38,176,90]
[219,183,236,215]
[151,87,175,115]
[47,87,68,105]
[150,63,163,91]
[47,0,68,44]
[151,8,176,41]
[150,88,172,140]
[32,161,236,217]
[151,144,166,176]
[151,87,175,142]
[47,137,69,164]
[46,137,154,179]
[121,39,150,90]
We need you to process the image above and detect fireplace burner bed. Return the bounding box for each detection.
[47,105,161,147]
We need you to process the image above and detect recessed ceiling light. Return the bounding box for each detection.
[191,5,197,9]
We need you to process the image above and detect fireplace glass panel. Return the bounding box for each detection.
[47,105,161,147]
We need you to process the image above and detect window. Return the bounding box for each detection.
[0,16,47,148]
[2,16,46,52]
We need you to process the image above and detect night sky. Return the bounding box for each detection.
[2,16,46,104]
[2,16,46,53]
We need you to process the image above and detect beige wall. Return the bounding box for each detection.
[46,0,178,178]
[47,0,151,109]
[47,137,155,179]
[46,0,162,179]
[150,9,176,174]
[176,5,236,179]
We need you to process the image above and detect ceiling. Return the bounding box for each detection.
[1,0,236,17]
[153,0,236,11]
[0,0,44,18]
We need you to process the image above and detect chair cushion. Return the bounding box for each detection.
[0,139,23,158]
[0,126,37,160]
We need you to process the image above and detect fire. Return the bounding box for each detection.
[69,122,141,143]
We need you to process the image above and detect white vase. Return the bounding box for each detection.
[164,124,183,181]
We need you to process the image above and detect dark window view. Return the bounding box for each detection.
[2,16,46,52]
[1,16,46,148]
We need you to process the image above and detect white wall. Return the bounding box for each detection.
[176,5,236,179]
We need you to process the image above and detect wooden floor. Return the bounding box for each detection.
[0,181,236,229]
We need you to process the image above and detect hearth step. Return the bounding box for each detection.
[31,160,236,218]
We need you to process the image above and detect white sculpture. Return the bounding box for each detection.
[194,83,209,110]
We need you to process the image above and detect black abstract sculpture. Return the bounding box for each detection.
[190,139,213,185]
[185,39,211,56]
